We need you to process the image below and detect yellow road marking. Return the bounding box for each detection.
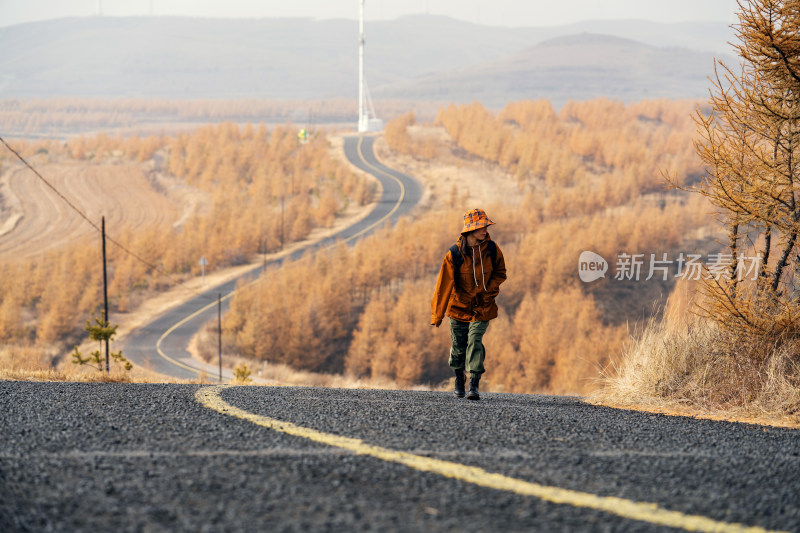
[154,135,405,376]
[196,385,783,533]
[343,135,406,243]
[155,293,235,375]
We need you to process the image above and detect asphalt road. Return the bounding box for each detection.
[1,381,798,532]
[123,135,422,380]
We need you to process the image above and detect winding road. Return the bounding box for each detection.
[5,136,797,532]
[123,135,422,380]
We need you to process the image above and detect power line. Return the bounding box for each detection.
[0,135,210,300]
[1,136,101,233]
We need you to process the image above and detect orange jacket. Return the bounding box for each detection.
[431,236,507,325]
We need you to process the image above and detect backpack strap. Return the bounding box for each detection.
[449,244,463,290]
[449,244,464,269]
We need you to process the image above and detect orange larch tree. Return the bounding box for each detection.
[687,0,800,337]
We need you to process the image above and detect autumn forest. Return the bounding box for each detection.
[1,97,713,393]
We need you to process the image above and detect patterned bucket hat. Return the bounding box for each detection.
[461,208,495,234]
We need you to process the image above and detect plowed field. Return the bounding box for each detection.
[0,161,180,258]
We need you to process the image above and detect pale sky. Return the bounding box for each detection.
[0,0,739,28]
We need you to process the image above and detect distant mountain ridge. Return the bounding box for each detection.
[377,33,720,108]
[0,15,735,107]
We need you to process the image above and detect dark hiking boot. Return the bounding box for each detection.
[453,369,466,398]
[466,377,480,401]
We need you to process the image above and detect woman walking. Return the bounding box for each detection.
[431,208,507,400]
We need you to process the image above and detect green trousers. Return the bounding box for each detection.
[448,318,489,379]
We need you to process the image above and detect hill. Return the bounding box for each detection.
[0,15,734,106]
[375,33,719,108]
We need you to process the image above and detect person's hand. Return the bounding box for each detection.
[432,319,442,328]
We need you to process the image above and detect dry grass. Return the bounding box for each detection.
[0,362,207,384]
[0,368,200,384]
[0,351,423,389]
[0,343,207,384]
[592,311,800,429]
[191,322,437,391]
[246,360,436,391]
[0,339,420,389]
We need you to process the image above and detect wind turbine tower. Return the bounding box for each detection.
[358,0,368,132]
[358,0,381,132]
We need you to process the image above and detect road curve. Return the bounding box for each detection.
[1,382,797,532]
[123,135,421,379]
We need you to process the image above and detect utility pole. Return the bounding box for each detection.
[280,195,285,250]
[218,293,222,382]
[101,216,109,372]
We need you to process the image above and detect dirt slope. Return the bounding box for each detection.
[0,160,180,258]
